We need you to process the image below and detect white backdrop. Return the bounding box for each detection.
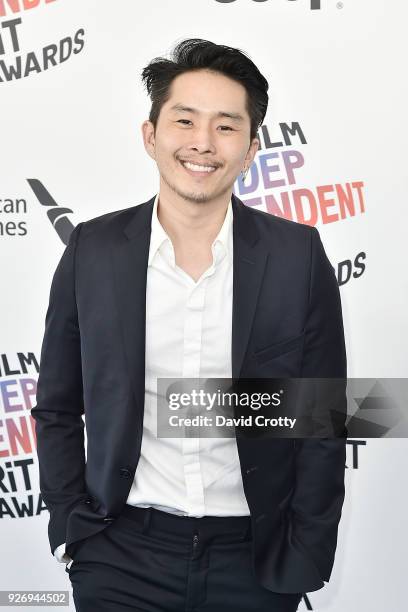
[1,0,407,610]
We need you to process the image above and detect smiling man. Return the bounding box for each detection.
[140,63,260,283]
[32,38,347,612]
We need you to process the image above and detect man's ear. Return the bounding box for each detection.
[141,120,156,160]
[244,137,260,167]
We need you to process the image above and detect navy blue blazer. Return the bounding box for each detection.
[32,192,347,594]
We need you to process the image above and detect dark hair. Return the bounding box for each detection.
[141,38,269,141]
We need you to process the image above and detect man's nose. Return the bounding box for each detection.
[187,128,216,154]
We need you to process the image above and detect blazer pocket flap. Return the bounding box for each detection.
[278,486,295,512]
[254,332,305,365]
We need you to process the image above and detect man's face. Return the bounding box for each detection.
[142,69,259,204]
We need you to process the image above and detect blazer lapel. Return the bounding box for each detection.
[110,193,269,418]
[110,196,154,418]
[231,193,269,378]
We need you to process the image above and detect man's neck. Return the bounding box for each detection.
[156,185,231,248]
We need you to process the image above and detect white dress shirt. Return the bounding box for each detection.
[54,193,249,566]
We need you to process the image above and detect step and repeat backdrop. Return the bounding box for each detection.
[0,1,407,610]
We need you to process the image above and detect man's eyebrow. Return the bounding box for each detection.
[169,103,244,123]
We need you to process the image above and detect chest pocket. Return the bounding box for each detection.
[253,332,305,366]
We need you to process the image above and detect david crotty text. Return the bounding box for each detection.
[168,415,297,429]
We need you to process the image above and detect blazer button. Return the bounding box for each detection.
[255,513,266,523]
[119,468,132,479]
[246,466,259,474]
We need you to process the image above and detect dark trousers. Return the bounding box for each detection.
[67,504,303,612]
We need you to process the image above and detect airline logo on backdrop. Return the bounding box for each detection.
[0,0,85,83]
[215,0,324,9]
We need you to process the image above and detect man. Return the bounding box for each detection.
[32,38,347,612]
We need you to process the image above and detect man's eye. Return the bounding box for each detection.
[176,120,233,131]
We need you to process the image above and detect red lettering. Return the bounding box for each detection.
[0,0,57,18]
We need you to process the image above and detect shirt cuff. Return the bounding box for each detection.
[53,542,73,564]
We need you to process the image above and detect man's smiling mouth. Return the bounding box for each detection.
[179,159,218,174]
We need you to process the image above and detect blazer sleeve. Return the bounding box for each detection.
[31,222,89,556]
[290,225,348,583]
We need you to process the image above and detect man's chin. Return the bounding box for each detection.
[168,184,215,204]
[181,192,213,204]
[167,181,232,205]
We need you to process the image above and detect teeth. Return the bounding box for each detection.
[182,161,216,173]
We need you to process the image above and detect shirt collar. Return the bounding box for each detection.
[148,193,233,268]
[148,194,171,267]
